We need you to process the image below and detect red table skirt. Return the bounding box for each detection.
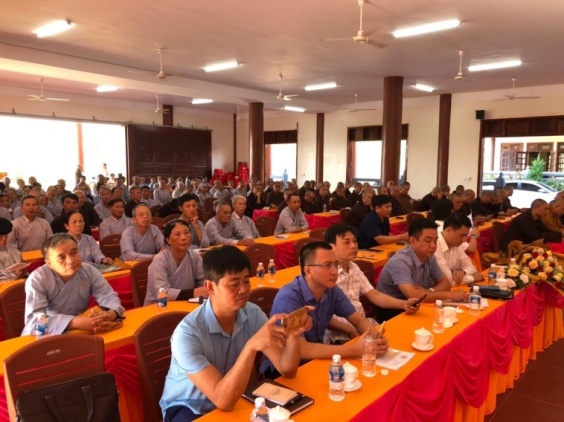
[390,222,407,235]
[305,214,340,230]
[252,209,278,222]
[351,282,564,422]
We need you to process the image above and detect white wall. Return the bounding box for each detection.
[4,82,564,200]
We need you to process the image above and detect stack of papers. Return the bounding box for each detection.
[376,348,416,371]
[253,382,297,405]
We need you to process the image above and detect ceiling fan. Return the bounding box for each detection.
[454,50,465,81]
[28,78,69,102]
[154,95,170,113]
[499,77,541,101]
[346,93,378,112]
[324,0,386,48]
[277,74,298,101]
[128,48,170,79]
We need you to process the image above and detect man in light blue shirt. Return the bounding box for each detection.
[160,246,310,421]
[274,193,308,235]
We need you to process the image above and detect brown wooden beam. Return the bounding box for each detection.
[248,102,264,181]
[382,76,403,185]
[437,94,452,186]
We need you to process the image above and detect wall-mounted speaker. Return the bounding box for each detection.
[475,110,485,120]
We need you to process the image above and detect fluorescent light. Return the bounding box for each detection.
[203,61,239,72]
[33,20,74,38]
[468,60,522,72]
[96,85,119,93]
[284,106,305,113]
[412,83,435,93]
[192,98,213,104]
[393,19,460,38]
[304,82,337,91]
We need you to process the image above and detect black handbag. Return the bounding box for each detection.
[16,372,120,422]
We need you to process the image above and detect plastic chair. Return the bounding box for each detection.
[164,213,182,224]
[353,259,377,318]
[151,217,165,230]
[203,197,215,213]
[134,311,188,422]
[255,216,276,237]
[245,243,275,277]
[339,208,352,224]
[308,228,327,241]
[150,205,162,217]
[293,237,317,266]
[198,209,212,225]
[99,234,122,259]
[248,287,279,316]
[0,282,26,339]
[3,335,105,421]
[131,258,153,308]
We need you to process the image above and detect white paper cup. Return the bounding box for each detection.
[269,406,292,422]
[414,327,434,347]
[343,362,358,389]
[444,306,457,324]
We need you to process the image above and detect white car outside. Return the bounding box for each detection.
[483,180,557,209]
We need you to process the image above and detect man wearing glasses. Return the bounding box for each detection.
[261,241,387,378]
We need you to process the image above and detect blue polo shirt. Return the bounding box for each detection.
[357,211,390,249]
[260,275,356,373]
[160,299,267,416]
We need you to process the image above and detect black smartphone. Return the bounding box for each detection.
[412,293,428,307]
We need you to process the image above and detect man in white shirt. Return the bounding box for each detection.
[274,193,308,235]
[231,195,260,239]
[204,202,254,246]
[434,213,484,286]
[7,195,53,251]
[153,179,172,205]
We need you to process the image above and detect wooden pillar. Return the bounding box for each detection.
[233,113,237,171]
[381,76,403,184]
[77,123,84,174]
[248,102,264,181]
[437,94,452,186]
[316,113,325,183]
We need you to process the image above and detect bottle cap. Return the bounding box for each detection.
[332,354,341,363]
[473,286,479,292]
[269,259,274,262]
[436,299,442,306]
[254,397,265,407]
[258,262,263,266]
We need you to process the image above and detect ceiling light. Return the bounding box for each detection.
[393,19,460,38]
[33,19,74,38]
[304,82,337,91]
[412,84,435,93]
[468,60,522,72]
[284,106,305,113]
[96,85,119,93]
[203,61,239,72]
[192,99,213,104]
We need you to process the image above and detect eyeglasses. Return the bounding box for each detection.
[307,262,340,270]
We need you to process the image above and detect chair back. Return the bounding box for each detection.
[353,259,376,286]
[131,259,153,308]
[150,205,162,217]
[26,258,45,273]
[248,287,279,316]
[203,197,215,213]
[308,228,327,241]
[99,234,122,259]
[151,217,165,230]
[255,216,276,237]
[406,212,425,230]
[0,282,26,339]
[245,244,275,276]
[492,221,506,253]
[339,208,352,224]
[293,237,317,266]
[3,335,104,421]
[134,311,188,422]
[164,213,182,224]
[426,211,434,221]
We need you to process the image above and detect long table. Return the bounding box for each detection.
[199,283,564,422]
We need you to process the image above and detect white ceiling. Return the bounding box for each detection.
[1,0,563,114]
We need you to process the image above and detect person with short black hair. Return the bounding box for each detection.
[160,246,309,420]
[375,219,468,321]
[64,210,113,265]
[22,233,124,335]
[357,194,408,249]
[120,203,165,260]
[177,193,210,248]
[0,218,25,280]
[205,202,254,246]
[124,186,143,218]
[98,198,133,238]
[274,193,308,234]
[8,195,53,251]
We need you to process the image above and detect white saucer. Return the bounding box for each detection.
[452,318,459,323]
[345,379,362,392]
[412,342,435,352]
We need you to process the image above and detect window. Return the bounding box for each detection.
[264,130,297,183]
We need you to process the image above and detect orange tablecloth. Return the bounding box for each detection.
[255,232,309,269]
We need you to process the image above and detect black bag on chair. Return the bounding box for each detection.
[16,372,120,422]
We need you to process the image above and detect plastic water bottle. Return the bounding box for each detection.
[469,286,482,316]
[329,354,345,401]
[488,264,497,286]
[256,262,265,279]
[509,257,517,267]
[35,314,49,339]
[433,300,444,334]
[156,288,168,308]
[250,397,269,422]
[361,335,377,377]
[323,203,328,213]
[267,259,276,283]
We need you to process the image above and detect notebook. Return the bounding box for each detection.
[243,379,314,415]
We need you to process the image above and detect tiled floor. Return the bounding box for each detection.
[484,338,564,422]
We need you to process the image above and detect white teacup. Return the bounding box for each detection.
[443,306,457,324]
[414,327,434,347]
[269,405,293,422]
[496,278,509,291]
[343,362,358,389]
